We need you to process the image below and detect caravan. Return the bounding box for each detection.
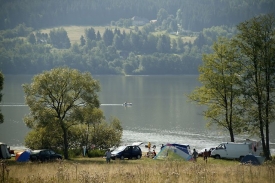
[211,141,262,160]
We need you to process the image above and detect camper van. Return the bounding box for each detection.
[210,142,261,160]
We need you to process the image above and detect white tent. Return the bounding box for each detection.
[0,142,11,159]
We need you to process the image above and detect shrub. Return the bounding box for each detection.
[67,149,82,158]
[87,149,105,157]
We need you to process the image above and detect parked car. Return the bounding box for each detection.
[30,149,62,161]
[111,145,142,160]
[198,147,215,157]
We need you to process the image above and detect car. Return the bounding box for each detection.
[29,149,62,161]
[198,147,215,157]
[111,145,142,160]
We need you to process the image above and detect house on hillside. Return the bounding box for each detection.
[132,16,149,26]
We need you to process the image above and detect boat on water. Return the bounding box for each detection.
[122,102,132,106]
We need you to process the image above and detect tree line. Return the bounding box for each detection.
[0,0,274,31]
[0,0,273,75]
[0,22,237,75]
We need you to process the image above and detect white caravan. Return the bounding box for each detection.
[210,141,262,160]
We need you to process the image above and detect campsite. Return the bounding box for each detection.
[1,149,275,183]
[1,142,275,183]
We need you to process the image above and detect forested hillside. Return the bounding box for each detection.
[0,0,274,75]
[0,0,274,31]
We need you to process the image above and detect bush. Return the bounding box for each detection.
[87,149,105,157]
[67,148,82,158]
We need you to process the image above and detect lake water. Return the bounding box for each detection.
[0,75,274,154]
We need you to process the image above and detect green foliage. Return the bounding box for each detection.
[189,37,243,142]
[80,35,86,46]
[15,23,33,37]
[25,117,123,154]
[85,27,96,41]
[49,28,71,49]
[0,1,272,75]
[190,14,275,160]
[103,28,114,47]
[23,67,100,159]
[27,33,36,44]
[234,14,275,159]
[157,8,168,24]
[87,149,105,157]
[0,0,274,31]
[67,148,82,158]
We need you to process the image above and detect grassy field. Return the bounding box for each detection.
[39,25,196,45]
[2,156,275,183]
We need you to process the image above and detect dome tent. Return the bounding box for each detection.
[154,143,193,161]
[15,150,31,162]
[0,142,11,159]
[241,154,265,165]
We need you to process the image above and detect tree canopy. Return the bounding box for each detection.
[23,67,102,159]
[0,0,273,75]
[189,14,275,160]
[234,14,275,160]
[189,37,243,142]
[0,0,274,31]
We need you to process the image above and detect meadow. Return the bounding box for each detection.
[1,156,275,183]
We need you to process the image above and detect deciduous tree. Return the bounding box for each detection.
[23,67,100,159]
[189,37,243,142]
[235,14,275,160]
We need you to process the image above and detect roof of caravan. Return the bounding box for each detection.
[221,142,251,145]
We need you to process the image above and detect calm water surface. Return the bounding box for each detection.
[0,75,274,154]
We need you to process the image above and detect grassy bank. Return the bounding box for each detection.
[2,157,275,183]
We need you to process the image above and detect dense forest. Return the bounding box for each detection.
[0,0,274,75]
[1,0,274,31]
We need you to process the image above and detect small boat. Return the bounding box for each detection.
[122,102,132,106]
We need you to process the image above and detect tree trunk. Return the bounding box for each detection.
[265,122,271,160]
[229,127,234,142]
[259,119,267,159]
[62,126,69,159]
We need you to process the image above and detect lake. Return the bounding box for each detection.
[0,75,274,154]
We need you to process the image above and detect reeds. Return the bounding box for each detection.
[2,158,275,183]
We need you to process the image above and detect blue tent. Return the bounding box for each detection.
[241,155,264,165]
[16,150,30,162]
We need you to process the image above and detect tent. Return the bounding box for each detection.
[241,154,265,165]
[0,142,11,159]
[15,150,30,162]
[154,143,193,161]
